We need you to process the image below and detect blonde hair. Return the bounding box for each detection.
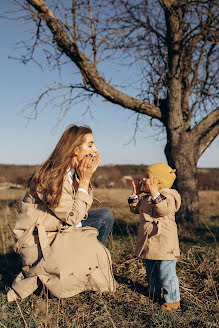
[28,124,92,209]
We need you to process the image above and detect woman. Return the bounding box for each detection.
[7,125,116,301]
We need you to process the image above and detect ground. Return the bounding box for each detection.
[0,188,218,327]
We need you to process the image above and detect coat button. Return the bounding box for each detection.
[69,212,74,216]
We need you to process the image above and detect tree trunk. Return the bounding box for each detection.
[165,131,199,226]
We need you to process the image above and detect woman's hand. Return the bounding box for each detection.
[77,153,101,190]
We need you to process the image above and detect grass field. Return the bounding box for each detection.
[0,188,218,328]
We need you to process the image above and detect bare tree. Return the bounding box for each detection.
[5,0,219,224]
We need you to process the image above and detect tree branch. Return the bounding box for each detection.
[191,107,219,158]
[72,0,78,46]
[196,123,219,159]
[120,0,166,42]
[22,83,96,122]
[25,0,161,120]
[87,0,97,67]
[181,0,217,92]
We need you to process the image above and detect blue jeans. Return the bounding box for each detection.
[82,208,114,245]
[145,260,180,303]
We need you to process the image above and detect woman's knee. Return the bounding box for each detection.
[101,208,114,225]
[96,208,113,219]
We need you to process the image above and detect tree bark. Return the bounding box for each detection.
[12,0,218,226]
[165,131,199,225]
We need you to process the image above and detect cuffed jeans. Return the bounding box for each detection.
[144,259,180,303]
[82,208,114,245]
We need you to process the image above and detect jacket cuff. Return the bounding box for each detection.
[151,193,166,204]
[128,195,138,204]
[75,190,93,207]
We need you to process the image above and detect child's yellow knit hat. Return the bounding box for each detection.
[146,163,176,189]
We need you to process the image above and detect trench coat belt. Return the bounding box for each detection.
[14,223,52,260]
[36,224,52,259]
[138,218,162,256]
[14,225,35,254]
[154,219,162,236]
[143,216,162,236]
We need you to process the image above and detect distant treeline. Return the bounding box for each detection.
[0,164,218,190]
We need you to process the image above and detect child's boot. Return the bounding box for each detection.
[161,301,180,311]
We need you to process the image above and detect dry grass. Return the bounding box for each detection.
[0,189,25,201]
[0,189,218,327]
[199,190,219,215]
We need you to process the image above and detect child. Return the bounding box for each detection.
[128,163,181,311]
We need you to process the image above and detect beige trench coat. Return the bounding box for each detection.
[129,188,181,260]
[7,174,116,302]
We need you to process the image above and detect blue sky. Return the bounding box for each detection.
[0,2,218,168]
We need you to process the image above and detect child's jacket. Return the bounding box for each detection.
[129,188,181,260]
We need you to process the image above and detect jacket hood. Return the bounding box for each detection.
[160,188,181,212]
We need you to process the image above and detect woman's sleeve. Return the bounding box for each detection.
[53,189,93,226]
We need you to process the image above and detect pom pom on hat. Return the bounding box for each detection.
[146,163,176,189]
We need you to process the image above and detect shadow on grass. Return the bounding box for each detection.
[114,275,146,295]
[114,275,163,303]
[0,199,20,209]
[0,251,22,292]
[179,221,218,245]
[112,219,138,238]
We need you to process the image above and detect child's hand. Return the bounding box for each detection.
[127,179,142,195]
[142,176,159,197]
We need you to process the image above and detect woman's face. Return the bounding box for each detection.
[73,133,98,167]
